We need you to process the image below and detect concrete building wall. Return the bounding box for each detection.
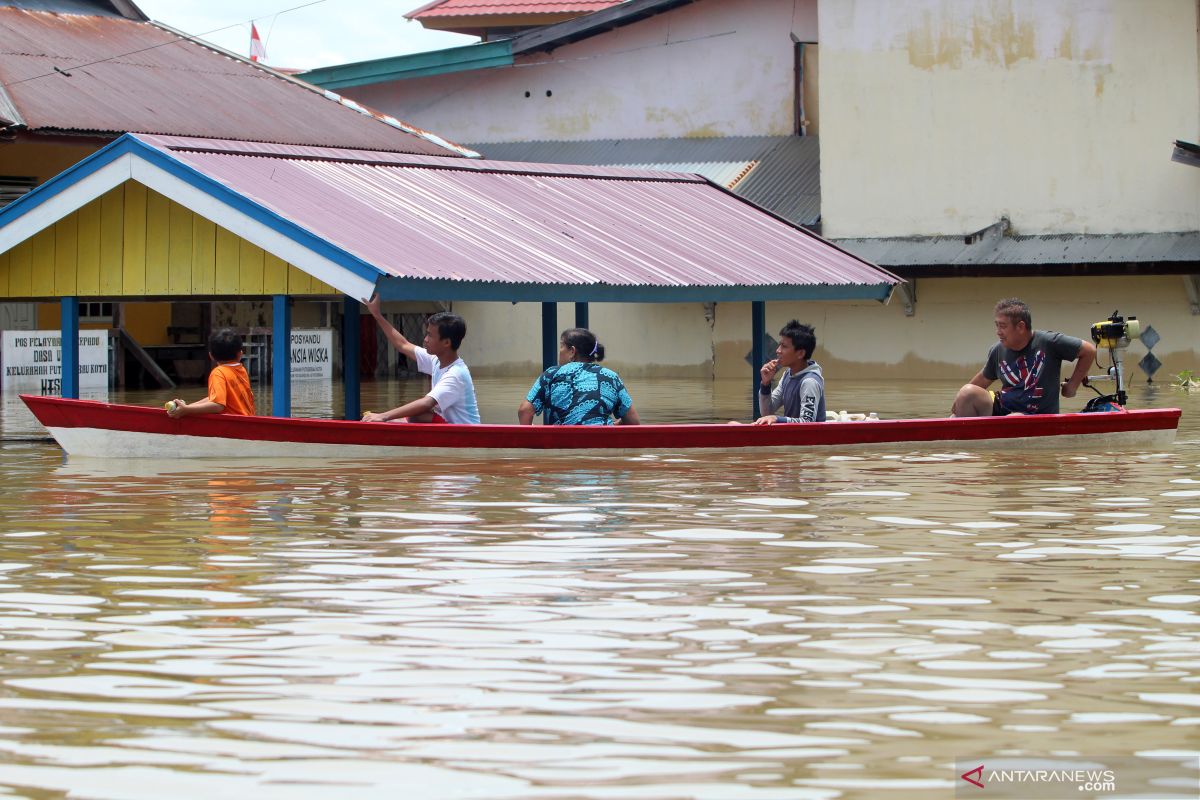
[349,0,817,142]
[341,0,1200,387]
[451,278,1199,384]
[819,0,1200,237]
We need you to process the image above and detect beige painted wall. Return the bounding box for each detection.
[718,276,1198,380]
[348,0,817,142]
[819,0,1200,237]
[446,277,1199,384]
[455,300,715,378]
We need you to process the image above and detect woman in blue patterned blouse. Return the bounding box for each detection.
[517,328,641,426]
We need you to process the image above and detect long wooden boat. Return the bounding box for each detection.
[20,395,1181,459]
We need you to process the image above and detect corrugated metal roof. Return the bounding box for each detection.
[0,8,467,155]
[511,0,693,53]
[0,0,140,17]
[408,1,623,20]
[472,138,758,189]
[135,134,895,294]
[308,0,697,87]
[735,137,820,228]
[835,232,1200,267]
[470,136,821,225]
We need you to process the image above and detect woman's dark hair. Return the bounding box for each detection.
[427,312,467,350]
[562,327,604,362]
[779,320,816,358]
[208,328,243,362]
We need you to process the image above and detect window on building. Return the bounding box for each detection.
[80,302,115,323]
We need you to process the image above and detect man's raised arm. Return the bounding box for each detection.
[363,294,417,360]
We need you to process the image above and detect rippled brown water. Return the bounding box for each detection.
[0,380,1197,799]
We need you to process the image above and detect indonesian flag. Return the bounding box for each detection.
[249,23,266,63]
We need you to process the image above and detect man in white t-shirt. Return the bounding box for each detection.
[360,296,481,424]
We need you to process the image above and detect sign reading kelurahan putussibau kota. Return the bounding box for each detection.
[1,330,110,395]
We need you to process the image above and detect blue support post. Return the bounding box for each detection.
[751,300,765,418]
[272,294,291,417]
[342,296,360,420]
[60,296,80,399]
[541,302,557,371]
[574,302,589,330]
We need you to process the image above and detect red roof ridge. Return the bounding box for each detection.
[406,1,624,21]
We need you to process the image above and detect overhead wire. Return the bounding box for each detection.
[0,0,328,89]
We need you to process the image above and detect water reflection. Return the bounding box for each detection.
[0,382,1196,798]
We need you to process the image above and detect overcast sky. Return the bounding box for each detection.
[134,0,477,71]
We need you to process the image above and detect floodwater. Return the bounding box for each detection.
[0,378,1197,799]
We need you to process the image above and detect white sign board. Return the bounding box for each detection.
[2,330,110,395]
[290,328,333,382]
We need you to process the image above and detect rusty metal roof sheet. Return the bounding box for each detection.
[130,134,896,298]
[0,0,141,16]
[408,1,623,20]
[0,8,468,155]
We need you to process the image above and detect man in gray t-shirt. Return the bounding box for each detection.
[952,298,1096,417]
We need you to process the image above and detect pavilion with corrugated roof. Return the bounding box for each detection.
[0,133,900,419]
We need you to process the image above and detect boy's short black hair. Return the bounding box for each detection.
[427,312,466,350]
[779,320,816,358]
[209,328,243,362]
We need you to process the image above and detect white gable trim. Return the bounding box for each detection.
[0,155,133,256]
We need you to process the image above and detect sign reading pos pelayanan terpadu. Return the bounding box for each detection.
[2,330,109,394]
[290,328,332,382]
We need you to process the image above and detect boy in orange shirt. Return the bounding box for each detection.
[166,329,255,418]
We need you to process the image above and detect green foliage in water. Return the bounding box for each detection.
[1174,370,1200,390]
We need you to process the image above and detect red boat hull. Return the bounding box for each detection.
[19,395,1182,460]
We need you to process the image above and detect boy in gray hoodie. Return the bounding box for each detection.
[755,320,825,424]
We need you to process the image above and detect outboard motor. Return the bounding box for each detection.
[1083,310,1141,411]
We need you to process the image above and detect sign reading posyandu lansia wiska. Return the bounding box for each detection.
[289,328,332,382]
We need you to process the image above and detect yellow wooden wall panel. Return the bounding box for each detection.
[214,226,240,294]
[191,216,216,295]
[144,190,170,295]
[167,200,192,295]
[263,252,288,294]
[31,228,54,297]
[99,186,124,295]
[0,183,346,301]
[122,182,147,295]
[285,264,310,295]
[53,216,77,296]
[239,239,264,295]
[9,241,32,298]
[76,199,102,296]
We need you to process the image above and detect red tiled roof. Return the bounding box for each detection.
[0,8,466,156]
[407,0,623,20]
